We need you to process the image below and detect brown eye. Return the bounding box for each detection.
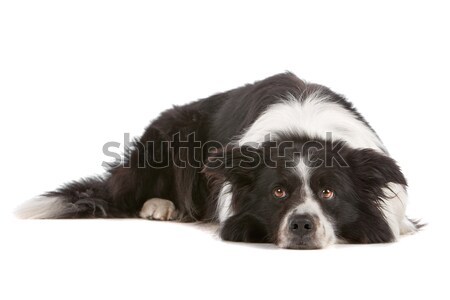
[272,187,287,199]
[320,189,335,200]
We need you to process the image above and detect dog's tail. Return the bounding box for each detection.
[16,176,124,219]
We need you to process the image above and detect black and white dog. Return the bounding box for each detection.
[17,72,421,249]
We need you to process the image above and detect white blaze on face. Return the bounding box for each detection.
[277,159,336,249]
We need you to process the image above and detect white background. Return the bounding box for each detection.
[1,1,449,299]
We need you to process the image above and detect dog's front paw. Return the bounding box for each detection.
[139,198,178,221]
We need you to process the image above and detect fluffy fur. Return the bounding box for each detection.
[16,72,421,249]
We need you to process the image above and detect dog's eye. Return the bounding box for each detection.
[272,187,288,199]
[319,189,335,200]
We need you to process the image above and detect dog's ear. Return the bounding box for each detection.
[346,148,407,187]
[203,145,263,186]
[338,149,407,244]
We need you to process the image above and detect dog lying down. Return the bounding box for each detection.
[16,72,422,249]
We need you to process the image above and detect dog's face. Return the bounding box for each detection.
[205,138,407,249]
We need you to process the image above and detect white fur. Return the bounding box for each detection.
[216,183,233,223]
[238,91,386,152]
[15,196,74,219]
[139,198,178,221]
[296,156,311,183]
[381,183,417,239]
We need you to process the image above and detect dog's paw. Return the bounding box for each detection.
[139,198,178,221]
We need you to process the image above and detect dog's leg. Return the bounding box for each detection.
[139,198,178,221]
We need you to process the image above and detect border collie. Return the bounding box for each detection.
[17,72,421,249]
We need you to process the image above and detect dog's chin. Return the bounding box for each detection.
[278,241,323,250]
[277,236,334,250]
[282,243,322,250]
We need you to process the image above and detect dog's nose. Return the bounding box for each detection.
[289,214,314,236]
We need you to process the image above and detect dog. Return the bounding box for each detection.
[16,72,421,249]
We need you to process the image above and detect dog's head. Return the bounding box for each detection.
[204,137,407,249]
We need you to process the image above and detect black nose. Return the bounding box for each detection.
[289,215,314,236]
